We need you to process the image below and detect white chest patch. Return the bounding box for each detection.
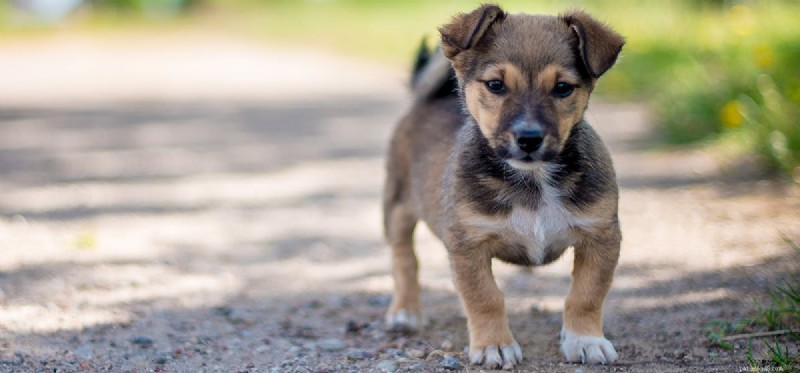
[509,193,576,263]
[463,165,600,264]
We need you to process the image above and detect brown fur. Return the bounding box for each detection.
[384,4,624,368]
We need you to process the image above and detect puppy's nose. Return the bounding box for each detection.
[516,129,544,153]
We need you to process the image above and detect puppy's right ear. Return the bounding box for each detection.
[439,4,506,59]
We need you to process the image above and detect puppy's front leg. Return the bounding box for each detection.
[450,249,523,369]
[561,224,621,364]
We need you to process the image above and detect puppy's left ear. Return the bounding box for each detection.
[561,10,625,78]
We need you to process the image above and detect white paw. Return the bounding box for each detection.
[385,309,424,333]
[469,342,523,370]
[560,329,618,364]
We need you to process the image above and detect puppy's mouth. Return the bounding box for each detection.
[506,158,539,171]
[502,148,557,170]
[493,127,559,170]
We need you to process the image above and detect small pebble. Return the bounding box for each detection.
[226,309,254,325]
[406,348,426,359]
[292,326,317,339]
[317,338,346,351]
[330,295,349,308]
[301,299,323,310]
[72,346,93,360]
[440,357,464,371]
[440,340,454,351]
[131,336,154,348]
[368,295,391,307]
[376,359,398,372]
[345,349,372,361]
[214,306,233,317]
[345,320,365,334]
[287,345,302,356]
[255,345,271,353]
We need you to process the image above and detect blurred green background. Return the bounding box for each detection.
[2,0,798,180]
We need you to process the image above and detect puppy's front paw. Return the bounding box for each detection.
[469,342,523,370]
[560,329,618,364]
[385,309,424,333]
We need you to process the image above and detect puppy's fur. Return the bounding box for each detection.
[383,4,624,369]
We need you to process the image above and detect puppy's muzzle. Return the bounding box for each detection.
[516,129,544,154]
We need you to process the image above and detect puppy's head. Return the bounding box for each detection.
[439,4,624,169]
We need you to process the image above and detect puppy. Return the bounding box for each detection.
[383,4,624,369]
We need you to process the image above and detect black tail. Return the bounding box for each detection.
[410,38,458,102]
[411,37,432,81]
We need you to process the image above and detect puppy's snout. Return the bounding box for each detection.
[516,129,544,153]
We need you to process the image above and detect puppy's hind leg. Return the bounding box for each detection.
[384,192,423,333]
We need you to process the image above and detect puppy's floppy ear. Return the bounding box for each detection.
[439,4,506,59]
[561,10,625,78]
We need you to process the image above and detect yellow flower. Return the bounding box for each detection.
[753,44,775,69]
[74,232,97,250]
[728,5,756,37]
[720,101,744,128]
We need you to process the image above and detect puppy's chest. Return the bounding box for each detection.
[465,194,595,264]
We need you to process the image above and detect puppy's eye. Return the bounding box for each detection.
[552,82,574,98]
[485,80,506,94]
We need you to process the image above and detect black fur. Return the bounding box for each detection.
[453,120,614,220]
[411,38,431,80]
[550,121,616,209]
[453,123,541,215]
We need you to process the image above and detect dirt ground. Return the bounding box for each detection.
[0,34,798,373]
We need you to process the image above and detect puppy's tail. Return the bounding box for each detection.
[410,38,458,102]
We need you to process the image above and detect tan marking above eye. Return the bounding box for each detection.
[479,63,526,92]
[536,63,580,92]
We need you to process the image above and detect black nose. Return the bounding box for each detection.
[516,129,544,153]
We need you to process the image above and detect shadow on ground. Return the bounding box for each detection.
[2,249,796,372]
[1,98,798,373]
[0,97,400,188]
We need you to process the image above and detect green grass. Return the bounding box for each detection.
[704,319,750,351]
[200,0,573,66]
[765,339,794,368]
[708,237,800,370]
[752,252,799,369]
[591,1,800,178]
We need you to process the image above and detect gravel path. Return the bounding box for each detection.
[0,34,798,372]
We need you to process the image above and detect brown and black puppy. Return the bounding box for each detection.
[383,4,624,369]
